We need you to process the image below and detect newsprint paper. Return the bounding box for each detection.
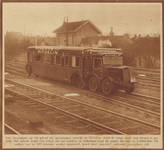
[2,1,163,149]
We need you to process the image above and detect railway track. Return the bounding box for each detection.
[135,81,160,91]
[94,91,160,114]
[5,71,161,113]
[136,76,160,85]
[5,59,161,111]
[134,68,160,73]
[134,69,160,90]
[5,69,161,116]
[5,79,160,134]
[5,66,161,109]
[5,66,161,90]
[4,123,21,134]
[5,62,161,93]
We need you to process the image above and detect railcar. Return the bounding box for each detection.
[25,46,137,95]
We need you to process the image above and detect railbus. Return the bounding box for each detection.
[25,46,137,95]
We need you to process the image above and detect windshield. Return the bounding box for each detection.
[103,56,123,65]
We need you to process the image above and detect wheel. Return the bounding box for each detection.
[89,76,98,92]
[77,76,85,89]
[25,65,32,76]
[102,78,113,95]
[124,87,134,93]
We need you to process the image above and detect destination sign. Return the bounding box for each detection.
[37,50,58,54]
[104,54,123,57]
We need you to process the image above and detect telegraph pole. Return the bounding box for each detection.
[66,16,68,46]
[35,15,37,46]
[24,21,25,51]
[82,20,83,39]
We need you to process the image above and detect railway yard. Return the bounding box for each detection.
[4,53,161,135]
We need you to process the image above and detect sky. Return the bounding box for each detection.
[3,3,162,37]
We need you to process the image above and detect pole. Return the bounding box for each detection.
[35,15,37,46]
[24,21,25,51]
[66,17,68,46]
[82,20,83,39]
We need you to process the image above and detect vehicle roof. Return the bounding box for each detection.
[86,49,123,56]
[27,46,122,55]
[27,46,92,52]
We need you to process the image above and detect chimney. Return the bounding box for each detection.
[110,27,114,37]
[63,17,65,24]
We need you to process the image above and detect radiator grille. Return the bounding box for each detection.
[123,69,130,82]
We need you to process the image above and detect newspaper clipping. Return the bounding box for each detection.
[3,2,163,149]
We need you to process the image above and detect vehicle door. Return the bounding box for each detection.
[64,53,69,81]
[93,57,103,79]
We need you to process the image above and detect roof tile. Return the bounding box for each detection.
[53,20,102,34]
[53,20,88,33]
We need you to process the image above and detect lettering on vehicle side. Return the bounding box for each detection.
[104,54,122,57]
[37,50,58,55]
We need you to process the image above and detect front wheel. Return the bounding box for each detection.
[77,76,85,89]
[89,76,98,92]
[102,78,113,95]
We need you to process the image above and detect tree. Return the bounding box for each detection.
[5,31,35,56]
[132,36,160,69]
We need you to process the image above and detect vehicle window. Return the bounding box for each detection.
[72,56,80,67]
[76,57,79,67]
[56,55,61,64]
[28,52,33,62]
[35,51,41,61]
[65,54,69,66]
[44,54,51,63]
[94,58,102,68]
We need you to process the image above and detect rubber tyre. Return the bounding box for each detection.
[89,76,98,92]
[102,78,113,95]
[25,65,32,76]
[77,76,85,89]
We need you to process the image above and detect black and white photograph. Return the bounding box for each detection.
[2,1,163,149]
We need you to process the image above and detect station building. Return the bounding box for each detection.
[53,20,102,46]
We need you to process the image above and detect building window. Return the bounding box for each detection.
[72,56,80,67]
[44,54,51,63]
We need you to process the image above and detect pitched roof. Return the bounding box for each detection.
[37,37,56,46]
[53,20,102,34]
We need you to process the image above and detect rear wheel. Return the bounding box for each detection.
[89,76,98,92]
[77,76,85,89]
[102,78,113,95]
